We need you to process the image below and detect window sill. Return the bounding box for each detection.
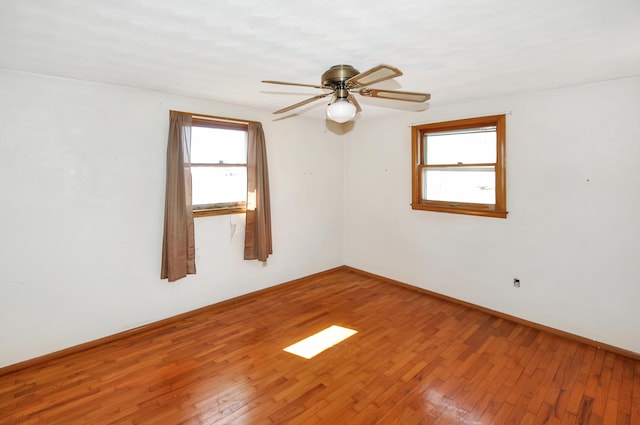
[411,202,507,218]
[194,207,246,218]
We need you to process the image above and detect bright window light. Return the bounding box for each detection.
[283,325,357,359]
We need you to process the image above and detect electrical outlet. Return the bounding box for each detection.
[513,278,520,288]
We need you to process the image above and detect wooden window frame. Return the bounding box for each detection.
[411,114,507,218]
[190,117,248,217]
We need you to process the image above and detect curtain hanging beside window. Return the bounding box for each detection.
[161,111,196,281]
[244,122,272,261]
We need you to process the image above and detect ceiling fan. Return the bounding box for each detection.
[262,64,431,123]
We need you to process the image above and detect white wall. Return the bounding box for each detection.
[0,70,345,368]
[344,77,640,353]
[2,69,638,368]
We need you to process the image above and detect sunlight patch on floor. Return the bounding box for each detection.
[283,325,357,359]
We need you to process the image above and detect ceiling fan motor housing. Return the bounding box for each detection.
[322,65,359,98]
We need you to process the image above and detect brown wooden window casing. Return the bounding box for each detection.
[190,118,248,217]
[411,114,507,218]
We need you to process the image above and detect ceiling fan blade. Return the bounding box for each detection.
[346,64,403,87]
[273,93,332,114]
[358,88,431,103]
[262,80,331,90]
[347,94,362,112]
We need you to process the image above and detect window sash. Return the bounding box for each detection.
[190,119,249,216]
[190,163,246,167]
[423,128,497,165]
[421,165,496,204]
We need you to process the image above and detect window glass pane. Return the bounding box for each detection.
[191,127,247,164]
[191,167,247,206]
[424,128,496,165]
[423,166,495,204]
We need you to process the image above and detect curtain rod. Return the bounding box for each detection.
[170,110,261,125]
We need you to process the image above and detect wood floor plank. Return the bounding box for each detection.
[1,268,638,424]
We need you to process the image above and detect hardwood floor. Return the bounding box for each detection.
[1,268,639,424]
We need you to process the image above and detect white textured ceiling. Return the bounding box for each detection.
[1,0,639,120]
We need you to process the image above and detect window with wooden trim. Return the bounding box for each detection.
[411,114,507,218]
[190,117,248,217]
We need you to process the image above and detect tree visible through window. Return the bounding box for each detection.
[411,115,507,218]
[190,118,248,217]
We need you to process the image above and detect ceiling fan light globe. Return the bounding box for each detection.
[326,99,356,123]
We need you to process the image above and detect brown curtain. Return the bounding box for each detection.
[161,111,196,281]
[244,122,273,261]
